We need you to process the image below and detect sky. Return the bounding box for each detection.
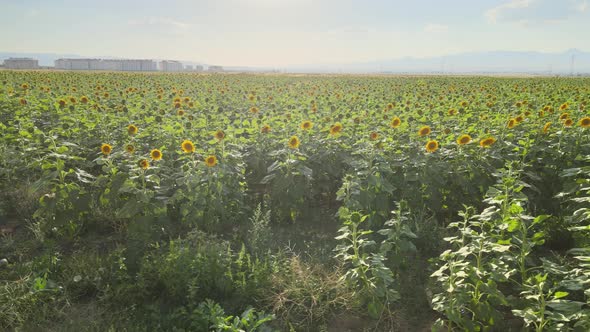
[1,0,589,67]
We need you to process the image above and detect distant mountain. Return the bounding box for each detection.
[285,49,590,74]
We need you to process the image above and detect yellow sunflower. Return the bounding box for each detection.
[288,135,300,149]
[205,155,218,167]
[127,124,138,135]
[101,143,112,155]
[418,126,431,137]
[329,122,343,136]
[80,96,89,104]
[150,149,162,161]
[559,112,569,120]
[543,122,551,133]
[563,118,574,127]
[181,140,195,153]
[515,115,524,123]
[507,119,516,129]
[139,159,149,170]
[261,125,271,134]
[125,144,135,154]
[301,120,313,130]
[177,109,185,116]
[390,117,401,128]
[479,137,496,148]
[250,106,259,114]
[457,134,472,145]
[369,132,379,141]
[580,117,590,128]
[19,98,27,105]
[214,130,225,141]
[425,140,439,153]
[559,103,568,111]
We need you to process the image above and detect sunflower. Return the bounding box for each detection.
[177,109,185,116]
[543,122,551,133]
[101,143,112,155]
[58,99,66,107]
[127,124,138,135]
[538,110,545,117]
[214,129,225,141]
[515,115,524,123]
[425,140,439,153]
[448,108,457,116]
[460,101,468,107]
[174,102,181,109]
[390,117,401,128]
[580,117,590,128]
[369,132,379,141]
[457,134,472,145]
[139,159,149,170]
[301,120,313,130]
[559,113,569,120]
[181,140,195,153]
[329,122,343,136]
[543,105,551,112]
[250,106,259,114]
[507,119,516,129]
[559,103,568,111]
[150,149,162,161]
[288,135,300,149]
[205,155,218,167]
[387,103,394,110]
[80,96,89,104]
[19,98,27,105]
[418,126,431,137]
[479,137,496,148]
[125,144,135,154]
[515,101,522,108]
[563,118,574,127]
[261,125,271,134]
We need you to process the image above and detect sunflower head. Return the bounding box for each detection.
[58,99,66,107]
[215,130,225,141]
[19,98,27,105]
[288,135,301,149]
[387,103,394,110]
[250,106,259,114]
[563,118,574,127]
[301,120,313,130]
[457,134,472,145]
[543,122,552,133]
[460,101,468,107]
[127,124,138,135]
[101,143,112,155]
[559,103,568,111]
[261,125,271,134]
[515,115,524,123]
[580,117,590,128]
[390,117,401,128]
[507,119,516,129]
[181,140,195,153]
[125,144,135,154]
[177,109,185,116]
[150,149,162,161]
[418,125,431,137]
[369,132,379,141]
[479,137,496,148]
[329,122,343,136]
[559,112,569,120]
[425,140,439,153]
[448,108,457,116]
[205,155,218,167]
[80,96,89,104]
[515,101,522,108]
[139,159,149,170]
[174,102,181,109]
[538,110,545,117]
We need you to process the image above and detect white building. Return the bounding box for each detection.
[160,60,184,72]
[185,65,193,71]
[195,65,204,72]
[208,65,223,72]
[54,58,157,71]
[4,58,39,69]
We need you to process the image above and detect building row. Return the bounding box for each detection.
[3,58,39,69]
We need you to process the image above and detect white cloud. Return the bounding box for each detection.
[576,0,588,12]
[485,0,533,23]
[423,23,449,33]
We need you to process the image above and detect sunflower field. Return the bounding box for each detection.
[1,71,590,331]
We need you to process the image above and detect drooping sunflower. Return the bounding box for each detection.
[479,137,496,148]
[215,129,225,141]
[390,117,401,128]
[457,134,472,145]
[181,140,195,153]
[205,155,218,167]
[563,118,574,127]
[101,143,112,155]
[139,159,149,170]
[329,122,343,136]
[301,120,313,130]
[369,132,379,141]
[127,124,138,135]
[580,116,590,128]
[425,140,439,153]
[150,149,162,161]
[507,119,516,129]
[125,144,135,154]
[543,122,552,133]
[418,126,431,137]
[288,135,300,149]
[261,125,271,134]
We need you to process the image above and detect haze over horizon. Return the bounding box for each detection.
[1,0,590,69]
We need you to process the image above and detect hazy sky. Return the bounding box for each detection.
[1,0,589,67]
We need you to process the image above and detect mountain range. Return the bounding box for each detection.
[2,49,589,74]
